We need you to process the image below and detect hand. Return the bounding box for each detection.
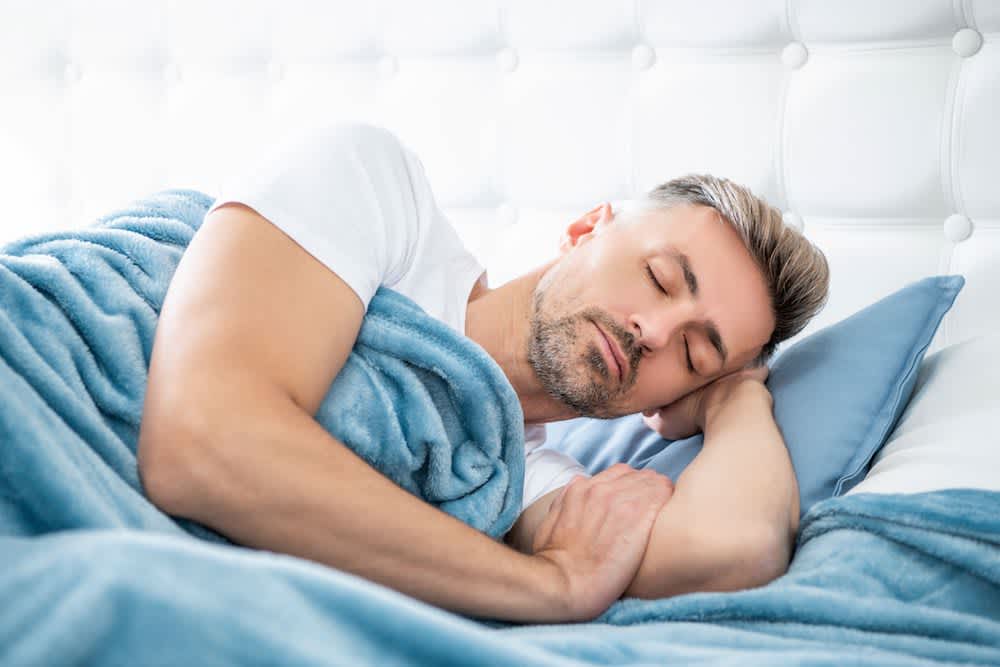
[642,365,770,440]
[530,463,674,622]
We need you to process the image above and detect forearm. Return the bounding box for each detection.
[142,392,564,623]
[624,382,798,598]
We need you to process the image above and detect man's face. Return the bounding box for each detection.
[527,202,775,419]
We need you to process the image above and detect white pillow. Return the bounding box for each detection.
[846,332,1000,496]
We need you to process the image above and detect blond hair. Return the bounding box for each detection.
[633,174,829,365]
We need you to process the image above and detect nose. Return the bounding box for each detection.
[628,302,695,354]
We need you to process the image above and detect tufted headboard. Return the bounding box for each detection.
[1,0,997,352]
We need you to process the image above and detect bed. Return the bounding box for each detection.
[1,1,998,665]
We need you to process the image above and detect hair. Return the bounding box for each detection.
[622,174,830,366]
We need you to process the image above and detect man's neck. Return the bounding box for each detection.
[464,264,580,425]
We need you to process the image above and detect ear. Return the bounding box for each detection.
[558,202,614,254]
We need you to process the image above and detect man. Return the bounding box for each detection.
[137,123,829,624]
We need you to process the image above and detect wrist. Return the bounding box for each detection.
[701,379,772,428]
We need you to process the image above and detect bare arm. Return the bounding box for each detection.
[139,203,669,623]
[506,376,799,599]
[623,379,799,598]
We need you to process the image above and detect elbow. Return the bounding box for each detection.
[137,410,214,519]
[625,523,793,600]
[715,524,794,592]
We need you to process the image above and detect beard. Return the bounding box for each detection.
[526,277,640,418]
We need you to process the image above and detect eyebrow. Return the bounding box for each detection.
[664,249,729,366]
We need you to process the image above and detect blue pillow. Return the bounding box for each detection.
[540,275,965,519]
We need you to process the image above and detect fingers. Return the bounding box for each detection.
[589,470,674,545]
[732,365,769,384]
[593,463,673,485]
[553,471,671,551]
[551,466,675,517]
[531,465,676,584]
[590,466,674,502]
[607,468,674,500]
[594,462,637,481]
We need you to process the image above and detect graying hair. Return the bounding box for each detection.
[620,174,830,366]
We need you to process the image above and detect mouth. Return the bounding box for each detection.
[593,320,628,384]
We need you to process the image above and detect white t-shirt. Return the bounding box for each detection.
[205,122,589,515]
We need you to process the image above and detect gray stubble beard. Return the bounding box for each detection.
[526,282,624,419]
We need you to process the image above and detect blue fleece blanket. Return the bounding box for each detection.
[1,489,997,665]
[0,189,523,543]
[3,191,999,666]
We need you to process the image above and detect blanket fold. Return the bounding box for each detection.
[0,189,523,542]
[1,489,998,666]
[3,191,999,667]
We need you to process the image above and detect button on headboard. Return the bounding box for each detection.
[1,0,996,351]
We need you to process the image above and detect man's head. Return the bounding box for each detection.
[527,174,829,419]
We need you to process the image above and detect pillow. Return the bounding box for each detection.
[846,331,1000,496]
[541,275,965,519]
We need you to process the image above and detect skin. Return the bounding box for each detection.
[139,193,795,623]
[470,200,798,603]
[465,201,775,423]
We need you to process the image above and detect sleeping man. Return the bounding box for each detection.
[137,123,829,625]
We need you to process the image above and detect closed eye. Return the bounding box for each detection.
[646,265,667,295]
[683,335,695,374]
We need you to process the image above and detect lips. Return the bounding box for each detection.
[594,320,628,383]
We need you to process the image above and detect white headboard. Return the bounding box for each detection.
[2,0,997,352]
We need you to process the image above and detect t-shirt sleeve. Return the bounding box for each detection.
[205,122,424,310]
[522,438,591,514]
[522,448,591,513]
